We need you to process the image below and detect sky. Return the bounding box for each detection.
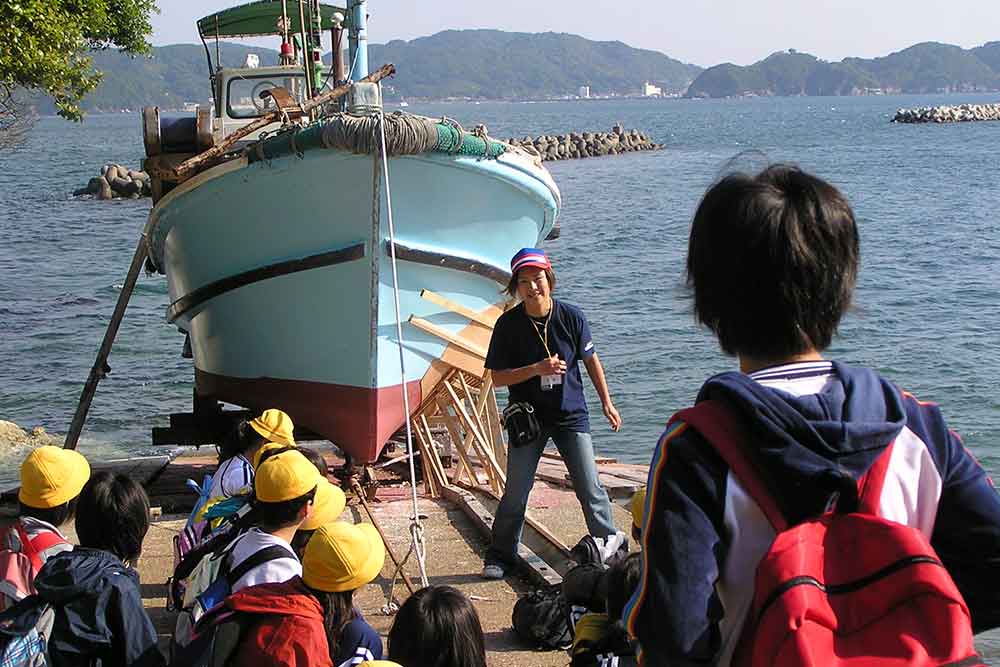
[151,0,1000,67]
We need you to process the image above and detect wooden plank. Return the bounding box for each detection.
[420,289,498,328]
[411,421,439,498]
[466,483,573,559]
[443,382,506,491]
[484,378,507,470]
[409,317,487,359]
[420,415,451,491]
[542,451,617,465]
[441,485,563,587]
[435,398,476,487]
[459,372,490,455]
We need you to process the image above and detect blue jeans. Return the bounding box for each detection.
[486,427,616,566]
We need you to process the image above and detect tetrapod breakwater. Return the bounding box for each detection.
[891,103,1000,124]
[506,125,662,161]
[73,163,152,199]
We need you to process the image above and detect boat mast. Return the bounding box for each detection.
[297,0,313,98]
[347,0,368,81]
[308,0,324,96]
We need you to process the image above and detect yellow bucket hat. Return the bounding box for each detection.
[303,521,385,592]
[248,409,295,446]
[19,446,91,509]
[630,487,647,530]
[251,442,289,470]
[254,450,321,503]
[299,479,347,531]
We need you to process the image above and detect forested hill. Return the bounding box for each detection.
[686,42,1000,98]
[74,30,702,111]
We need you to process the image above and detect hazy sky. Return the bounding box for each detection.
[152,1,1000,67]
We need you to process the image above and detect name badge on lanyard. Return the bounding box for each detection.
[540,373,562,391]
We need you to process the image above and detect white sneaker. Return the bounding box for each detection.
[482,563,505,580]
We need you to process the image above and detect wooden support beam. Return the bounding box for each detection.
[435,398,476,487]
[411,421,440,498]
[420,415,451,490]
[409,316,488,359]
[419,289,498,328]
[440,485,563,587]
[443,382,506,492]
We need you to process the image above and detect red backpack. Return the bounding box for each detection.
[0,522,66,612]
[675,400,983,667]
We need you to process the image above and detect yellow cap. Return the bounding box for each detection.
[303,521,385,592]
[249,409,295,446]
[254,450,321,503]
[572,613,611,654]
[630,487,647,529]
[299,479,347,531]
[19,446,91,509]
[251,442,288,470]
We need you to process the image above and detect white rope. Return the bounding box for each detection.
[376,82,429,588]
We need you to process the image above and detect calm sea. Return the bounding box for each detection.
[1,94,998,485]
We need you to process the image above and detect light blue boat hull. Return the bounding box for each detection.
[146,146,559,461]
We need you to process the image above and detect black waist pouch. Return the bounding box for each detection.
[503,401,541,448]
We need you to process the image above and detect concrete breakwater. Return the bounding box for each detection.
[892,103,1000,124]
[505,125,662,161]
[73,163,151,199]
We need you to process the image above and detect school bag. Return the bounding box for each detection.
[0,594,55,667]
[675,399,983,667]
[170,534,288,656]
[168,606,251,667]
[0,524,65,613]
[512,585,573,651]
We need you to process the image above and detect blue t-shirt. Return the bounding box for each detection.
[485,299,595,431]
[333,614,383,667]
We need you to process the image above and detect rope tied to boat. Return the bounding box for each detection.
[321,112,439,156]
[375,84,431,590]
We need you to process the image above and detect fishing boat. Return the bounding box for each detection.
[140,0,560,463]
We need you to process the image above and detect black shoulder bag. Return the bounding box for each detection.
[502,401,541,448]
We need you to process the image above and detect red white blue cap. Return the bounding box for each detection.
[510,248,551,273]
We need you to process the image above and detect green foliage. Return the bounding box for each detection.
[688,42,1000,98]
[0,0,157,120]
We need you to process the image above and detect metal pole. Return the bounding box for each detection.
[348,0,368,81]
[297,0,313,98]
[64,237,149,450]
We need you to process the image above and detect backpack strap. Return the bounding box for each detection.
[224,545,292,588]
[673,401,789,532]
[856,441,895,516]
[14,525,64,574]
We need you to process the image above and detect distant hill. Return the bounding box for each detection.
[366,30,701,99]
[65,30,701,112]
[687,42,1000,98]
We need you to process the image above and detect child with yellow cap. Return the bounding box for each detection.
[209,408,295,500]
[0,446,90,611]
[302,521,386,667]
[222,449,318,593]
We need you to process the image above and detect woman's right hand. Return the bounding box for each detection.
[535,355,567,376]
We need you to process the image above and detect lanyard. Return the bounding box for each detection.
[530,313,551,358]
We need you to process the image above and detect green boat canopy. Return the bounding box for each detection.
[198,1,349,39]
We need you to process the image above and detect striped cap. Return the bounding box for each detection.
[510,248,551,274]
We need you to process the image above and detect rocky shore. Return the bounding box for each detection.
[506,125,662,161]
[0,420,59,451]
[892,103,1000,124]
[73,163,152,199]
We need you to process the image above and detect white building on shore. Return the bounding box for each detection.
[578,85,591,99]
[642,81,662,97]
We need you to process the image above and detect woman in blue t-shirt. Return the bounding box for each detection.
[482,247,622,579]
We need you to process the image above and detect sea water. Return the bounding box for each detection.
[0,94,997,487]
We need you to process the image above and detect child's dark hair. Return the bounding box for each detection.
[75,471,150,564]
[606,552,642,624]
[388,585,486,667]
[308,588,357,659]
[686,164,859,359]
[253,487,317,531]
[217,419,267,462]
[19,497,79,529]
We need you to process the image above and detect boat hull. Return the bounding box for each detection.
[147,146,558,461]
